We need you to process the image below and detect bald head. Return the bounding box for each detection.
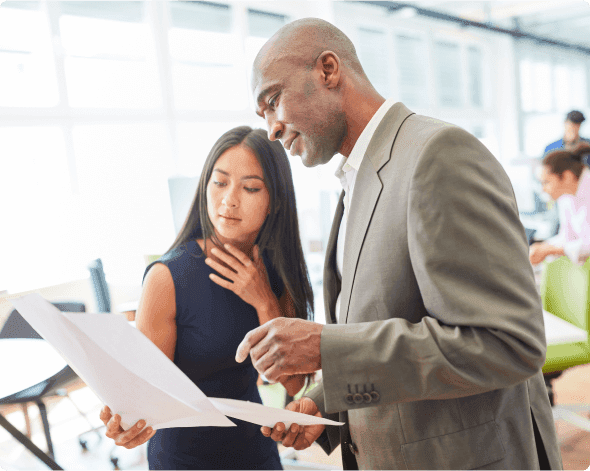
[253,18,366,81]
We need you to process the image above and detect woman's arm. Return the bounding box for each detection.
[136,263,177,361]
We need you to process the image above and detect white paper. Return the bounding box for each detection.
[210,398,343,428]
[11,294,343,430]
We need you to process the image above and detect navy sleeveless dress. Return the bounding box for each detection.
[144,240,283,470]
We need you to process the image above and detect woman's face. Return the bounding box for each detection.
[540,165,575,201]
[206,145,270,247]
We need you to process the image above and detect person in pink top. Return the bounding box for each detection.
[530,147,590,265]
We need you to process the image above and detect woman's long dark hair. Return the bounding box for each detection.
[543,147,586,179]
[168,126,314,321]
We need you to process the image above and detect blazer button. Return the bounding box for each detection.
[345,394,354,404]
[370,391,380,402]
[353,393,364,404]
[363,393,372,404]
[348,442,359,455]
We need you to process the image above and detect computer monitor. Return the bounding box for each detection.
[168,175,200,235]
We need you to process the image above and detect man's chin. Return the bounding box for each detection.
[300,150,335,168]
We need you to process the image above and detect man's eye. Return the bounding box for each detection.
[269,94,279,108]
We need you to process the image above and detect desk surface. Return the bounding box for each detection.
[0,339,67,400]
[543,310,588,345]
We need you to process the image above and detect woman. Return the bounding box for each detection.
[530,147,590,265]
[99,126,314,469]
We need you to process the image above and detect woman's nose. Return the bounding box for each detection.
[222,187,239,208]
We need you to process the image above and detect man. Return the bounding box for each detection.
[237,18,561,470]
[545,110,590,159]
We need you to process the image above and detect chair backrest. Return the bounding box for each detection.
[541,256,590,331]
[0,302,86,339]
[88,258,111,312]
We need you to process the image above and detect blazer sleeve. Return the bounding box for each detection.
[319,126,547,415]
[304,379,340,455]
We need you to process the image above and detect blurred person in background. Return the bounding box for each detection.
[98,126,314,470]
[544,110,590,162]
[530,146,590,265]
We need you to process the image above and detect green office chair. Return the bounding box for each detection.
[540,256,590,435]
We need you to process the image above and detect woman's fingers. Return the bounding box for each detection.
[205,257,237,281]
[105,414,124,439]
[209,273,235,291]
[113,420,147,446]
[223,244,253,266]
[210,247,244,271]
[119,426,156,449]
[99,406,112,426]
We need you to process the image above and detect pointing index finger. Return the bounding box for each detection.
[236,323,270,363]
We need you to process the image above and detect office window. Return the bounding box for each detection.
[59,1,161,109]
[0,2,59,107]
[395,34,428,108]
[175,121,244,177]
[520,58,552,113]
[468,46,483,108]
[358,28,389,98]
[245,9,288,110]
[169,1,246,111]
[1,126,76,291]
[248,9,286,38]
[554,64,587,112]
[434,41,462,108]
[72,123,175,284]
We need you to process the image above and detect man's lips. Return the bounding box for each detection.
[284,133,299,151]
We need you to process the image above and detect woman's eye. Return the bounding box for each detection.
[213,181,227,187]
[245,187,261,193]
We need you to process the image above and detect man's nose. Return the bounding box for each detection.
[267,119,283,142]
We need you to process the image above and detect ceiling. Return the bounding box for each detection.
[375,1,590,52]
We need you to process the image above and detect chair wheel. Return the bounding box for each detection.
[79,439,88,451]
[111,457,120,470]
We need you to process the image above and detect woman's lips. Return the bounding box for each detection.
[219,215,241,225]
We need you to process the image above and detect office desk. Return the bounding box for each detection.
[543,310,588,345]
[0,339,66,470]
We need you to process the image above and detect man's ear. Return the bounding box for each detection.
[316,51,341,89]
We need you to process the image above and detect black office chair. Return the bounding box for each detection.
[87,258,127,469]
[0,302,100,459]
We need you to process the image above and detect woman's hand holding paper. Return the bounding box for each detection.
[100,405,156,449]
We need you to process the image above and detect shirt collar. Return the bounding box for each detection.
[345,97,398,172]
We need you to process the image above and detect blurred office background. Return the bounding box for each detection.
[2,0,590,308]
[1,1,590,469]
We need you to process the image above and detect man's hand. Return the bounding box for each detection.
[236,317,322,382]
[261,397,325,451]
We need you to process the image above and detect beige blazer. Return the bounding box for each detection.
[306,103,562,470]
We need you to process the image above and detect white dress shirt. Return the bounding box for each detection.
[334,98,398,321]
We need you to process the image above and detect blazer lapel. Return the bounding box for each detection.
[323,191,345,325]
[340,103,415,324]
